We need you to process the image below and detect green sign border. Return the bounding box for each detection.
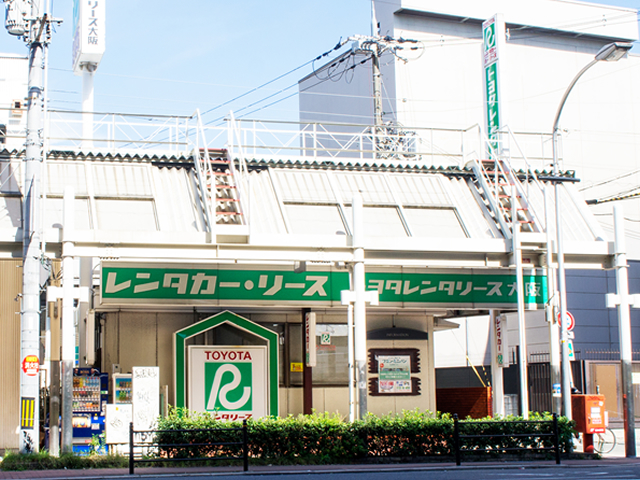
[174,311,279,415]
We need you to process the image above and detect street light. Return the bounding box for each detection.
[551,40,632,444]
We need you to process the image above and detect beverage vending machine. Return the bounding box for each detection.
[112,373,132,404]
[72,368,109,453]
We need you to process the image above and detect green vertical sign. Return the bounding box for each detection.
[485,62,499,146]
[483,16,500,153]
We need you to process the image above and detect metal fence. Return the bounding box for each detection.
[453,414,561,466]
[128,421,248,474]
[38,109,556,170]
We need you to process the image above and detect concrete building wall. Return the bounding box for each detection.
[0,55,28,151]
[0,259,22,452]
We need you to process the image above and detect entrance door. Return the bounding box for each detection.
[590,363,621,422]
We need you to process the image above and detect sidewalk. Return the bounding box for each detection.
[2,457,640,480]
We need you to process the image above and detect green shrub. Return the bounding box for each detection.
[154,408,574,465]
[455,412,574,459]
[0,451,127,471]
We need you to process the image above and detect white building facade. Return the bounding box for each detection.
[299,0,640,419]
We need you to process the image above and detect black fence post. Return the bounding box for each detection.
[129,422,134,475]
[552,413,561,465]
[242,419,249,472]
[453,414,461,466]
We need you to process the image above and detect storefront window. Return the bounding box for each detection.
[312,324,348,386]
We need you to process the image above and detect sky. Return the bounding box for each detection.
[0,0,639,125]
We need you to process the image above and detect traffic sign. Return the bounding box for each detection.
[567,340,575,360]
[558,311,575,331]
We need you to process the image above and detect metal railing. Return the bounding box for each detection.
[38,109,558,169]
[128,421,249,474]
[453,413,561,466]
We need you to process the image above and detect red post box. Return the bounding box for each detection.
[572,394,606,434]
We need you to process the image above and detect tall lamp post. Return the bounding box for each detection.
[552,41,632,427]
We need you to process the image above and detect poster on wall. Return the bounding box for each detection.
[188,346,268,421]
[378,355,412,394]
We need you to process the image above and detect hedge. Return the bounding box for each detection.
[154,408,574,465]
[0,451,127,471]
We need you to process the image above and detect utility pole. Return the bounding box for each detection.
[3,0,60,453]
[370,0,383,130]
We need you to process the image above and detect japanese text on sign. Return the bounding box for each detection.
[101,266,546,307]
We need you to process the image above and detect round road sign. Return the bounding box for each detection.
[557,311,575,331]
[21,355,39,376]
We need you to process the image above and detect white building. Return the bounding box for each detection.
[0,54,27,150]
[299,0,640,418]
[0,0,637,452]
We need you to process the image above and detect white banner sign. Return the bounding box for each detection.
[105,404,132,445]
[132,366,159,432]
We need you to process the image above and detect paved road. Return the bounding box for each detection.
[4,460,640,480]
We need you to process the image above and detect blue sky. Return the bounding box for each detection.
[1,0,638,123]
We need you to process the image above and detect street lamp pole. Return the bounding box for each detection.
[551,42,632,422]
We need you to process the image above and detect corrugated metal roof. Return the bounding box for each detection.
[0,149,602,245]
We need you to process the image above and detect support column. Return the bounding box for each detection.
[61,188,75,453]
[347,303,355,422]
[426,316,437,412]
[81,68,95,150]
[78,258,91,367]
[545,186,562,414]
[353,194,367,419]
[513,188,529,418]
[490,310,505,417]
[611,205,636,458]
[48,263,61,456]
[302,309,314,415]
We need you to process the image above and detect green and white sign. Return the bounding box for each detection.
[174,311,279,414]
[189,346,267,420]
[378,355,411,394]
[483,15,502,151]
[103,263,547,308]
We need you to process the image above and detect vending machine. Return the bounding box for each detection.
[112,373,132,404]
[72,368,109,453]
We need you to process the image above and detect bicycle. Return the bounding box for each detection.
[593,428,617,455]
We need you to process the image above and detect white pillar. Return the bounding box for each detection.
[347,303,355,422]
[490,310,505,417]
[426,316,437,412]
[61,187,75,453]
[353,193,367,418]
[612,205,636,457]
[78,258,91,367]
[545,186,562,414]
[82,68,95,149]
[513,187,529,418]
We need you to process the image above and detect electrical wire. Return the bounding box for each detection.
[211,55,373,125]
[201,38,348,118]
[580,168,640,191]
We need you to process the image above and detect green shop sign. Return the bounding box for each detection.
[483,15,500,151]
[102,264,547,308]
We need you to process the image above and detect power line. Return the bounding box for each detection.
[201,39,348,118]
[230,56,373,123]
